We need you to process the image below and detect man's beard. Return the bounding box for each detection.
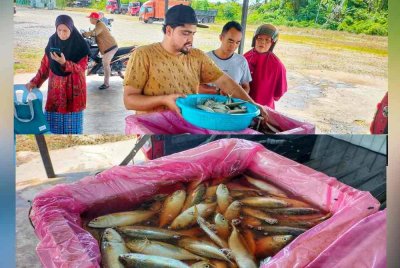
[180,48,189,55]
[179,43,192,55]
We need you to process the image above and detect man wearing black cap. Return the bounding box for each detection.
[123,4,267,119]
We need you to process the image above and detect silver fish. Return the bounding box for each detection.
[88,210,158,228]
[257,225,308,236]
[170,203,216,229]
[228,224,257,268]
[116,226,182,240]
[191,261,214,268]
[240,197,289,208]
[264,207,320,215]
[119,253,190,268]
[126,239,204,261]
[178,238,232,262]
[101,228,128,268]
[196,208,228,248]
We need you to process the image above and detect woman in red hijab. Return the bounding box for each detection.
[244,24,287,109]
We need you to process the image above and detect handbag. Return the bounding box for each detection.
[14,93,50,135]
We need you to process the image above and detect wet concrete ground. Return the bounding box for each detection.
[16,139,145,267]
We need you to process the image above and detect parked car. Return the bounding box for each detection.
[106,0,128,14]
[69,0,91,7]
[120,3,129,14]
[128,2,141,16]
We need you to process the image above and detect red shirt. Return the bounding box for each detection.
[31,54,88,113]
[370,92,388,134]
[244,49,287,109]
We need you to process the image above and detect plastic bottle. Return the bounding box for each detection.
[15,90,24,103]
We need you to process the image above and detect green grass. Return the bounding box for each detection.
[280,34,387,56]
[14,47,43,73]
[16,135,134,152]
[63,7,98,13]
[206,20,387,56]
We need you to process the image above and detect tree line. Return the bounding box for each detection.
[198,0,388,36]
[62,0,388,36]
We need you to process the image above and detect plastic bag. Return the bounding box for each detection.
[125,110,260,134]
[14,84,44,103]
[305,209,386,268]
[125,108,315,135]
[14,85,49,134]
[30,139,379,268]
[263,106,315,134]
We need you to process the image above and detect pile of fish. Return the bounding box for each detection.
[251,116,282,134]
[196,97,248,114]
[86,174,331,268]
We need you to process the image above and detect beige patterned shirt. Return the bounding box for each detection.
[123,42,224,96]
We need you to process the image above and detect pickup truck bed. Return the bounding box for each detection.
[144,135,386,209]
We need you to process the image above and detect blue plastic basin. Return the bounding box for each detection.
[176,94,260,131]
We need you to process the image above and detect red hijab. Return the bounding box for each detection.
[244,48,287,109]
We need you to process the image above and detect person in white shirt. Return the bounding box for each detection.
[200,21,252,94]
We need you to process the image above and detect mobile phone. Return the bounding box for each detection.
[49,47,62,56]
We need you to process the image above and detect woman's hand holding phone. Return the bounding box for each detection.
[50,51,66,66]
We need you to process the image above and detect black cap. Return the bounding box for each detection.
[165,5,208,28]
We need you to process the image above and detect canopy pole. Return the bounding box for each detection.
[35,135,56,178]
[239,0,250,55]
[165,0,169,21]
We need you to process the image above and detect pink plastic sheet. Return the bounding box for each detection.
[264,106,315,134]
[125,109,315,134]
[125,111,260,134]
[31,139,378,268]
[306,209,386,268]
